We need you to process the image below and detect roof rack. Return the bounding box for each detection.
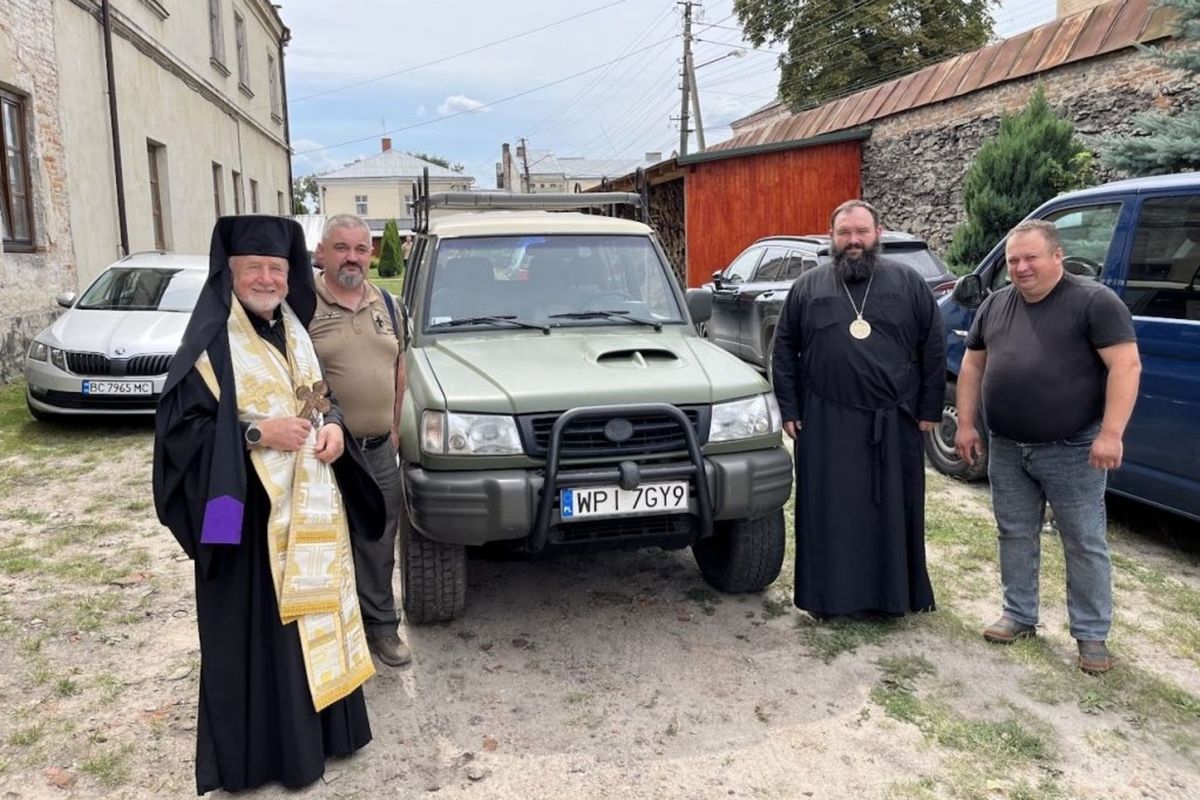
[410,167,651,232]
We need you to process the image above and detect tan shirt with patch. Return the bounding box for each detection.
[309,275,402,438]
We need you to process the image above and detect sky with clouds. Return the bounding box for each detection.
[284,0,1057,187]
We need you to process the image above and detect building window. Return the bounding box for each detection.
[234,12,250,93]
[147,141,168,250]
[355,194,368,216]
[249,178,259,213]
[277,190,286,215]
[0,89,34,249]
[232,170,242,214]
[211,162,224,217]
[268,53,281,120]
[208,0,226,68]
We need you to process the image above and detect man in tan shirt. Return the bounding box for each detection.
[309,214,410,666]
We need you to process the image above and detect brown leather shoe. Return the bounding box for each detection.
[368,634,412,667]
[1078,640,1113,674]
[982,615,1037,644]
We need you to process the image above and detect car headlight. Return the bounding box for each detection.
[49,347,68,372]
[420,410,524,455]
[709,393,782,442]
[27,341,48,362]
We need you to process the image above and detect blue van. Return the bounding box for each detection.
[925,172,1200,522]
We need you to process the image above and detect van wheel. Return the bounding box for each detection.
[399,498,467,624]
[692,510,785,593]
[923,381,988,481]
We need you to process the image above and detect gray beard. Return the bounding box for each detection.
[335,268,365,289]
[833,246,879,283]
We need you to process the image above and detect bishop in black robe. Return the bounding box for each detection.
[153,216,385,794]
[772,251,945,618]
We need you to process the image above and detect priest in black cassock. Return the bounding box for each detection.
[772,200,946,619]
[153,216,386,794]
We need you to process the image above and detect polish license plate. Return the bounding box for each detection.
[82,380,152,396]
[560,481,688,521]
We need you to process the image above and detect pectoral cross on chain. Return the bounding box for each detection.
[295,380,331,426]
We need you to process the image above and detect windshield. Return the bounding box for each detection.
[425,234,684,329]
[77,267,206,312]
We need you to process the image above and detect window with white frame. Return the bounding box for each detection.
[355,194,368,215]
[268,53,281,120]
[208,0,226,67]
[234,12,250,92]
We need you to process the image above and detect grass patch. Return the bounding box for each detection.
[55,677,82,697]
[368,266,404,297]
[7,724,44,747]
[80,744,133,789]
[798,617,899,663]
[683,587,720,615]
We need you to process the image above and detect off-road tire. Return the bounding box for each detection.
[692,509,786,593]
[399,498,466,624]
[923,380,988,482]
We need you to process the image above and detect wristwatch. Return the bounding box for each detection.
[245,423,263,447]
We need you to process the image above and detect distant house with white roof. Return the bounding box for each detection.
[496,143,662,194]
[315,138,476,241]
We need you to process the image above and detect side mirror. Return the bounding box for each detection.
[686,287,713,324]
[55,292,77,308]
[950,274,984,309]
[710,269,724,290]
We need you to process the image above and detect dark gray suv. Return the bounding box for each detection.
[702,233,956,374]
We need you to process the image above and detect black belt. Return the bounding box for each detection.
[356,434,390,450]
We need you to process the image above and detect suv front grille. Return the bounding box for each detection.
[518,406,708,458]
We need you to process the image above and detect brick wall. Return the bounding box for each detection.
[0,0,77,383]
[861,47,1198,255]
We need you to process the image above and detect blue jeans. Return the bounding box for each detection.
[987,425,1112,641]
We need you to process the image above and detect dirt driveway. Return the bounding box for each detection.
[1,390,1198,799]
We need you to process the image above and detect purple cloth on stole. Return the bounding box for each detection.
[201,495,244,545]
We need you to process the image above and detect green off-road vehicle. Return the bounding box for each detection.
[396,184,793,622]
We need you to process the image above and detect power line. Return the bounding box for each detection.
[294,35,680,156]
[286,0,633,107]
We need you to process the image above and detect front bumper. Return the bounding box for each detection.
[402,446,793,547]
[25,359,165,415]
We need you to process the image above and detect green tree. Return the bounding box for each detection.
[1101,0,1200,175]
[407,151,465,173]
[734,0,994,109]
[946,86,1094,271]
[378,219,403,278]
[292,175,318,214]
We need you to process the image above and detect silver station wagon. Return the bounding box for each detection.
[25,252,208,419]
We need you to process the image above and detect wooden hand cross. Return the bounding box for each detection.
[295,380,331,424]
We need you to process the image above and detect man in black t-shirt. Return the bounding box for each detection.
[954,219,1141,674]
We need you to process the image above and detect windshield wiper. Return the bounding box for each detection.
[431,315,550,334]
[548,310,663,332]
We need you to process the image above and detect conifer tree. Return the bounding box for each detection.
[378,219,403,278]
[946,87,1092,270]
[1102,0,1200,175]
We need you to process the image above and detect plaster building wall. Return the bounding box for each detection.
[861,48,1198,254]
[0,0,77,381]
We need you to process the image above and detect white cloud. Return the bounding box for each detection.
[438,94,488,116]
[416,104,428,118]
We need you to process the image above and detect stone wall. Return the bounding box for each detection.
[861,47,1199,259]
[0,0,77,384]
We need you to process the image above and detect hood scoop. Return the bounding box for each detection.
[596,348,680,369]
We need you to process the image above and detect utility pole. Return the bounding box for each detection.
[677,1,694,158]
[519,136,532,193]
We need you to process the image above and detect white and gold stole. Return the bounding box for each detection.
[196,299,375,711]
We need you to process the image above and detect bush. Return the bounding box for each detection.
[378,219,403,278]
[945,86,1093,270]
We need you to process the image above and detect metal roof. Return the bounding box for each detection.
[712,0,1173,154]
[317,151,474,181]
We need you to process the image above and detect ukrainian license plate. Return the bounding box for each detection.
[82,380,152,396]
[560,481,688,521]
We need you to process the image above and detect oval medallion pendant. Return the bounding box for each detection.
[849,318,872,340]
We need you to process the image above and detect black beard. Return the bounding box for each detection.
[833,245,879,283]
